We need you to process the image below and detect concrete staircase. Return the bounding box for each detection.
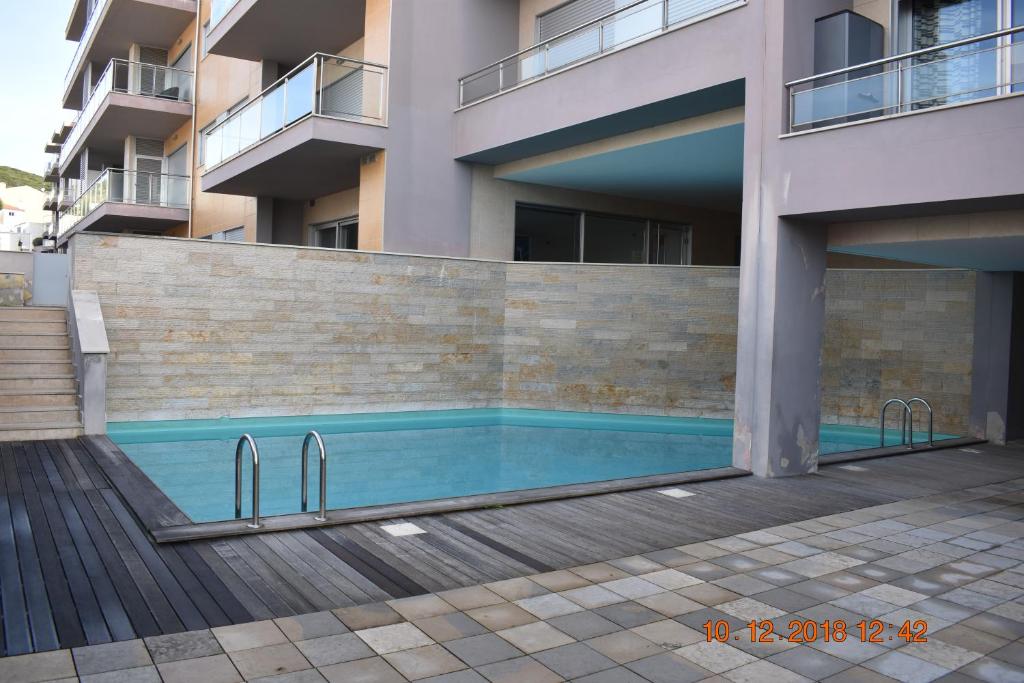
[0,307,83,441]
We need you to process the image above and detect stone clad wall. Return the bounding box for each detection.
[822,269,976,435]
[71,234,506,421]
[72,234,975,433]
[503,264,740,417]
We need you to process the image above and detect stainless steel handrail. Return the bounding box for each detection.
[786,24,1024,88]
[302,431,327,522]
[881,398,914,449]
[457,0,743,104]
[907,398,934,447]
[235,434,261,529]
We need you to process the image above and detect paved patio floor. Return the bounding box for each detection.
[3,445,1023,682]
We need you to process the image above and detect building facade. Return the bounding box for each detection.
[46,0,1024,474]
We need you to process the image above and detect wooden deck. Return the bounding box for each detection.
[1,436,1023,657]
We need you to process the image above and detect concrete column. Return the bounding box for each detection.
[255,197,273,243]
[970,272,1024,444]
[733,216,828,477]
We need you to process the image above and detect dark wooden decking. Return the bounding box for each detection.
[1,437,1023,657]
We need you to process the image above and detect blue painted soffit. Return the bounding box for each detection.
[458,79,745,166]
[500,123,744,210]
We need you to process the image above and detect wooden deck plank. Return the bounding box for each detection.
[99,489,208,632]
[0,449,33,656]
[307,528,424,599]
[35,442,136,643]
[23,441,112,646]
[9,444,86,650]
[1,438,1023,656]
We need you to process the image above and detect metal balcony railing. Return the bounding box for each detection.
[787,25,1024,132]
[458,0,743,106]
[59,169,190,238]
[211,0,242,28]
[60,59,194,170]
[203,53,387,170]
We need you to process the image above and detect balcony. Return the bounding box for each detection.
[458,0,744,107]
[44,157,60,183]
[63,0,196,110]
[59,59,193,177]
[202,53,387,199]
[207,0,365,64]
[787,26,1024,133]
[43,190,59,213]
[58,169,190,241]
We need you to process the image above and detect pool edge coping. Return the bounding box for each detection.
[82,434,987,545]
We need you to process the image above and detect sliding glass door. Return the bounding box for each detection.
[900,0,1020,107]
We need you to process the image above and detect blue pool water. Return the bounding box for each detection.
[109,409,954,524]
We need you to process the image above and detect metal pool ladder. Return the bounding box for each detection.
[235,434,261,529]
[879,397,935,449]
[301,430,328,522]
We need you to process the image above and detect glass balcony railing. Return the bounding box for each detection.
[210,0,242,28]
[203,53,387,170]
[59,169,190,238]
[458,0,743,106]
[788,26,1024,132]
[60,59,194,169]
[66,0,113,96]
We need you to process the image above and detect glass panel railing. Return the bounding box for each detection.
[65,0,112,96]
[60,59,194,169]
[211,0,242,28]
[58,170,190,238]
[203,54,387,170]
[789,27,1024,132]
[458,0,743,106]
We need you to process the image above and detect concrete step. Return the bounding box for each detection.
[0,377,77,392]
[0,425,84,442]
[0,407,81,427]
[0,391,78,408]
[0,307,65,322]
[0,334,71,349]
[2,321,67,334]
[0,348,71,362]
[0,362,75,376]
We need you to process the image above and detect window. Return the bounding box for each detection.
[202,227,245,241]
[312,218,359,250]
[201,21,211,59]
[514,204,691,265]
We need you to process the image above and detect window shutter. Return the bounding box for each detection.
[537,0,617,40]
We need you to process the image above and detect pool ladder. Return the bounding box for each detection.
[234,430,328,529]
[879,397,934,449]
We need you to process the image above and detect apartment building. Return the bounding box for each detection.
[46,0,1023,473]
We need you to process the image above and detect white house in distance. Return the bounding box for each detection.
[0,183,50,251]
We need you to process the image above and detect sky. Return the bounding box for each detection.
[0,0,76,175]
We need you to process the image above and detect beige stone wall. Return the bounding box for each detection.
[72,234,974,435]
[504,264,740,416]
[72,234,505,421]
[822,269,975,435]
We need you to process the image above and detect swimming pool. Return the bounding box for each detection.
[109,409,954,524]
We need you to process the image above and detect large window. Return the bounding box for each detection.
[312,218,358,250]
[514,204,691,265]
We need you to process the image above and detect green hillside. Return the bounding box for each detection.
[0,166,48,190]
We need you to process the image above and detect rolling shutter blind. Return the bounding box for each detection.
[138,47,169,96]
[537,0,616,40]
[322,69,365,119]
[666,0,730,26]
[134,138,164,205]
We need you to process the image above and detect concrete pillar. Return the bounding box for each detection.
[358,151,386,251]
[733,216,828,477]
[255,197,273,243]
[970,272,1024,444]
